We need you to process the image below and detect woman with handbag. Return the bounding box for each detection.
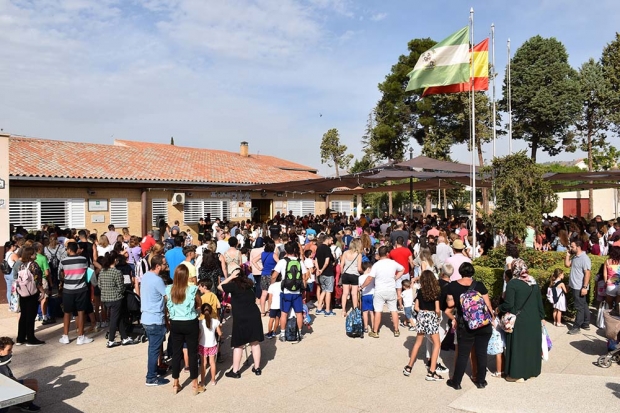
[339,239,363,313]
[498,258,546,382]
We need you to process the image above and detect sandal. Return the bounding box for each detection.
[425,371,444,381]
[403,365,412,376]
[173,385,182,394]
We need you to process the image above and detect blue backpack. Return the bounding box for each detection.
[345,308,363,338]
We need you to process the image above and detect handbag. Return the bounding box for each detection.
[487,323,504,355]
[541,330,549,361]
[596,301,609,329]
[500,285,534,333]
[542,325,552,351]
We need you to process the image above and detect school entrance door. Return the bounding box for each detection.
[252,199,271,223]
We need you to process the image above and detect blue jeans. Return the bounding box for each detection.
[143,324,166,382]
[4,273,13,305]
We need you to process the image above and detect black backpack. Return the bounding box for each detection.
[1,259,12,275]
[285,316,299,341]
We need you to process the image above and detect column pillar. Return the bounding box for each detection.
[0,133,10,245]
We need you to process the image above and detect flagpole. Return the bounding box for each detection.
[491,24,496,159]
[491,24,497,211]
[470,7,477,257]
[508,38,512,155]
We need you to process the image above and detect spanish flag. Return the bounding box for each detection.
[422,38,489,97]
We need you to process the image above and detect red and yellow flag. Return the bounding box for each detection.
[422,38,489,97]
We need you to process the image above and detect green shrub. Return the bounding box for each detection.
[473,252,606,320]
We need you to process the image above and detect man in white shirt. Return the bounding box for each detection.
[212,218,220,233]
[434,236,453,270]
[272,242,309,342]
[361,246,404,338]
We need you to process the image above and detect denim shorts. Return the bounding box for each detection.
[306,282,315,293]
[269,309,282,318]
[404,306,415,320]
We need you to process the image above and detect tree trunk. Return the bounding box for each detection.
[334,159,340,178]
[388,181,393,216]
[425,190,432,217]
[530,140,538,162]
[477,139,489,214]
[588,130,593,219]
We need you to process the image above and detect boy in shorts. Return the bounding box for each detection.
[357,262,374,333]
[400,280,417,331]
[265,274,282,339]
[303,250,315,303]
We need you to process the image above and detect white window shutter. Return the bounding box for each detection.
[183,200,203,224]
[110,198,129,227]
[152,199,168,226]
[68,199,86,228]
[9,199,40,231]
[331,200,351,215]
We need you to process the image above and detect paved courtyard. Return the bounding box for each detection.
[2,304,618,413]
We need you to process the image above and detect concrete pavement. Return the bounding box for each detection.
[1,304,618,413]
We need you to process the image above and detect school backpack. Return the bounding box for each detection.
[546,281,563,304]
[134,254,150,281]
[281,258,303,292]
[460,281,492,330]
[345,308,363,338]
[0,259,11,275]
[16,262,38,297]
[285,311,300,341]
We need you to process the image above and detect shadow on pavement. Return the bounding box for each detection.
[26,358,88,412]
[569,339,607,356]
[607,382,620,399]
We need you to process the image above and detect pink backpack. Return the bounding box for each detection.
[17,262,38,297]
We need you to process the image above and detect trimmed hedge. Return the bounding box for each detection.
[473,250,606,319]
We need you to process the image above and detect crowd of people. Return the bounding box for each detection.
[2,210,619,406]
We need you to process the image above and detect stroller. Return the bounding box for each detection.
[597,310,620,368]
[104,290,147,343]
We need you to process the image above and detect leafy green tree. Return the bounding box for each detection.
[320,128,353,178]
[484,152,557,238]
[501,36,581,161]
[601,33,620,130]
[576,58,612,216]
[593,143,620,171]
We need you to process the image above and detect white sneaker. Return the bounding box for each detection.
[77,335,94,345]
[59,335,70,345]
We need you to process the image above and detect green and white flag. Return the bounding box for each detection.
[406,26,470,92]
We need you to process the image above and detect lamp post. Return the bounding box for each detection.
[409,147,413,218]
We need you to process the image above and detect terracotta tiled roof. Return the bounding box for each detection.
[9,136,319,184]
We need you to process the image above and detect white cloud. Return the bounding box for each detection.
[0,0,382,172]
[370,12,387,21]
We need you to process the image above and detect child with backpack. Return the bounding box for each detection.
[403,270,443,381]
[303,250,315,303]
[547,269,567,327]
[265,274,282,339]
[357,262,374,333]
[198,303,222,386]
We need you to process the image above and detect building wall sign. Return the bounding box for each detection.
[88,199,108,212]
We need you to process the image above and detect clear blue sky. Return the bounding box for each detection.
[1,0,618,176]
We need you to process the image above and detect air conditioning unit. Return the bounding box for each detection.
[172,193,185,205]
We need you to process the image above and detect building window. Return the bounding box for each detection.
[110,198,129,227]
[183,199,231,224]
[330,200,352,215]
[287,199,315,217]
[152,199,168,226]
[9,198,85,230]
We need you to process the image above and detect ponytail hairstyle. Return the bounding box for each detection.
[550,268,564,285]
[201,303,213,329]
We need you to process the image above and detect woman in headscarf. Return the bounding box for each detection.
[497,258,546,382]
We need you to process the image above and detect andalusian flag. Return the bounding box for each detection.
[405,26,470,92]
[422,38,489,97]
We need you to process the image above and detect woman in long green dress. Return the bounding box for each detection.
[498,258,546,382]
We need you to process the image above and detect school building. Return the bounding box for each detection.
[1,134,354,242]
